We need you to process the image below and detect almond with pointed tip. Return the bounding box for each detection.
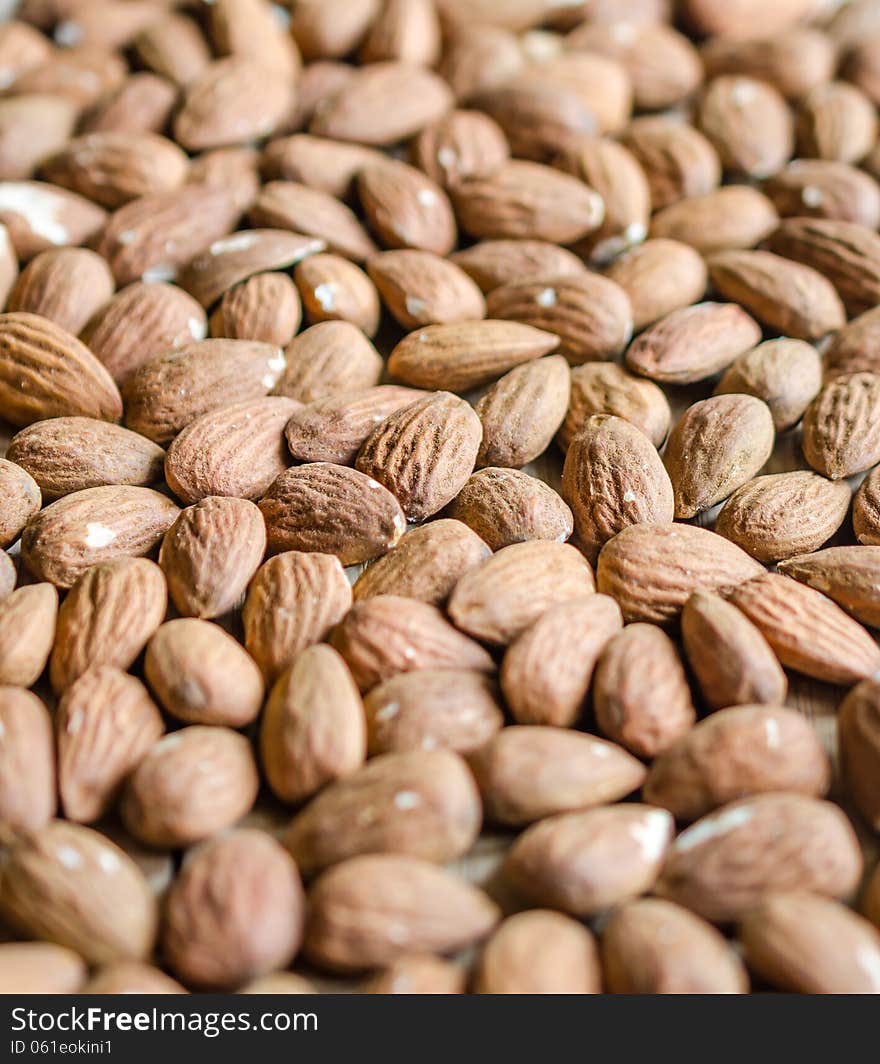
[367,249,486,328]
[449,239,585,292]
[562,362,671,451]
[838,678,880,830]
[0,687,55,833]
[0,458,40,548]
[7,248,114,336]
[802,372,880,480]
[411,109,510,191]
[714,337,822,433]
[294,253,381,335]
[274,321,383,402]
[778,545,880,629]
[0,180,107,261]
[358,158,456,256]
[605,238,708,331]
[0,582,57,687]
[210,272,302,346]
[649,185,777,253]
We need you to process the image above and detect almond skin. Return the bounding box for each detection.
[838,679,880,830]
[0,583,57,688]
[0,687,55,833]
[855,466,880,545]
[0,180,107,261]
[728,572,880,685]
[681,591,788,711]
[649,185,778,253]
[7,248,115,336]
[802,372,880,480]
[358,158,456,256]
[622,116,721,212]
[778,545,880,629]
[644,705,830,822]
[561,362,671,451]
[0,551,14,601]
[250,180,377,262]
[714,337,822,432]
[244,552,353,685]
[500,595,622,727]
[295,254,381,336]
[0,459,41,548]
[353,519,491,607]
[449,238,586,292]
[605,238,708,332]
[211,272,302,347]
[367,249,486,329]
[330,594,495,692]
[825,305,880,380]
[657,794,863,923]
[664,394,775,519]
[260,644,366,805]
[0,943,87,996]
[469,726,644,827]
[259,463,407,566]
[411,109,510,190]
[698,75,794,179]
[274,321,383,402]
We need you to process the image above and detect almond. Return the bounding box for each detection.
[439,24,523,102]
[82,963,186,995]
[855,466,880,544]
[796,83,878,164]
[411,109,510,190]
[449,238,586,292]
[274,322,382,402]
[681,0,823,38]
[133,12,213,86]
[0,180,107,261]
[262,134,385,200]
[714,338,822,432]
[0,583,56,687]
[290,0,379,60]
[360,0,442,66]
[210,272,302,346]
[561,362,671,451]
[698,75,793,178]
[0,943,87,996]
[825,305,880,379]
[0,687,55,833]
[839,679,880,830]
[358,158,456,256]
[84,72,178,136]
[802,372,880,480]
[765,157,880,227]
[649,185,778,253]
[208,0,301,75]
[7,248,114,336]
[605,238,707,332]
[294,253,381,335]
[365,955,464,995]
[778,546,880,629]
[0,91,72,180]
[367,249,486,328]
[622,115,721,211]
[0,458,41,548]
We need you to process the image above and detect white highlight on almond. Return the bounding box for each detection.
[98,850,120,874]
[210,232,259,256]
[376,701,400,722]
[623,490,637,503]
[0,69,14,90]
[314,283,336,311]
[405,296,427,318]
[0,184,70,245]
[674,805,754,852]
[262,349,286,389]
[630,810,672,863]
[437,148,458,170]
[142,264,177,283]
[84,523,117,549]
[394,791,421,811]
[856,944,880,990]
[730,80,757,106]
[56,845,83,870]
[54,20,83,46]
[118,229,137,245]
[802,185,824,208]
[416,188,437,207]
[66,709,84,735]
[764,717,781,749]
[611,22,637,45]
[536,287,557,307]
[188,317,206,340]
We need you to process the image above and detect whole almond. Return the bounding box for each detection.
[7,248,114,336]
[681,591,788,711]
[439,24,523,102]
[0,459,41,548]
[605,238,707,332]
[796,83,878,164]
[244,552,353,685]
[262,134,385,200]
[0,180,107,261]
[0,687,55,833]
[0,943,87,996]
[121,726,259,849]
[361,0,442,66]
[449,238,586,292]
[330,594,495,691]
[84,72,178,136]
[0,94,78,182]
[411,109,510,190]
[664,395,775,519]
[682,0,826,39]
[57,666,164,824]
[714,338,822,432]
[779,545,880,628]
[561,362,671,451]
[765,158,880,227]
[622,116,721,211]
[364,669,503,756]
[838,679,880,830]
[134,12,212,86]
[210,273,302,346]
[290,0,379,60]
[802,372,880,480]
[0,583,56,687]
[145,619,264,728]
[855,466,880,545]
[0,821,157,965]
[825,305,880,380]
[274,321,383,402]
[294,254,381,335]
[698,75,793,178]
[352,519,491,606]
[358,159,456,256]
[260,643,366,804]
[649,185,778,253]
[367,249,486,328]
[657,794,863,923]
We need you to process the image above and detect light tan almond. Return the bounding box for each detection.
[84,72,178,136]
[274,321,382,402]
[649,185,778,253]
[714,338,822,432]
[839,679,880,830]
[561,362,670,451]
[778,546,880,629]
[605,238,707,331]
[449,238,586,292]
[0,943,87,996]
[765,158,880,227]
[0,582,57,687]
[367,249,486,328]
[365,955,465,995]
[802,372,880,480]
[262,134,385,200]
[294,253,381,336]
[796,83,878,165]
[358,158,456,256]
[210,272,302,346]
[7,248,114,336]
[698,75,793,178]
[622,115,721,211]
[0,687,55,833]
[250,180,377,262]
[0,458,41,548]
[0,180,107,261]
[411,109,510,190]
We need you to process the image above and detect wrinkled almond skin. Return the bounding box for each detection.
[0,459,41,549]
[664,395,775,519]
[729,572,880,685]
[605,238,707,332]
[303,855,500,973]
[260,644,366,805]
[57,667,164,825]
[367,249,486,329]
[855,466,880,545]
[285,749,481,876]
[0,821,158,966]
[50,557,167,694]
[211,272,302,347]
[500,595,622,728]
[657,794,863,923]
[778,545,880,629]
[0,582,56,687]
[411,109,509,190]
[364,669,503,756]
[622,116,721,212]
[476,910,601,995]
[295,254,381,336]
[353,519,491,607]
[739,892,880,994]
[838,680,880,831]
[593,623,697,760]
[825,305,880,380]
[681,591,788,711]
[561,362,671,451]
[0,686,55,833]
[450,239,586,293]
[145,619,264,728]
[562,414,674,563]
[7,248,115,337]
[358,159,456,256]
[802,372,880,480]
[274,321,383,402]
[331,594,495,692]
[698,75,793,179]
[602,899,748,994]
[714,338,822,433]
[259,463,406,567]
[649,185,778,254]
[244,552,352,685]
[0,943,87,996]
[645,705,830,822]
[596,523,764,625]
[767,158,880,227]
[162,830,305,991]
[469,726,644,827]
[505,805,674,916]
[159,497,266,620]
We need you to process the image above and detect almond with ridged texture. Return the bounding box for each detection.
[729,572,880,685]
[0,821,157,965]
[701,26,834,99]
[626,302,761,385]
[367,249,486,328]
[275,322,382,402]
[681,591,788,711]
[838,679,880,830]
[7,418,165,500]
[244,552,352,685]
[411,110,510,190]
[331,595,495,692]
[164,397,300,505]
[452,160,604,244]
[714,338,822,432]
[476,910,601,995]
[364,669,503,756]
[664,395,775,518]
[698,75,793,178]
[778,546,880,628]
[84,72,178,136]
[353,519,491,607]
[825,306,880,379]
[80,281,207,386]
[0,181,107,261]
[0,459,40,548]
[802,372,880,480]
[649,186,778,254]
[262,135,385,200]
[505,804,674,916]
[602,899,748,994]
[797,82,878,164]
[475,355,571,469]
[765,159,880,228]
[561,363,670,451]
[145,619,263,728]
[622,116,721,211]
[605,239,707,332]
[162,829,305,990]
[593,623,696,759]
[22,486,179,590]
[49,558,166,693]
[361,0,441,64]
[0,583,56,687]
[259,464,406,566]
[159,497,265,620]
[450,239,585,292]
[448,468,572,551]
[208,0,302,75]
[0,312,122,428]
[657,793,862,923]
[210,273,302,346]
[294,254,381,336]
[310,61,452,145]
[855,467,880,544]
[260,644,365,804]
[644,705,830,822]
[121,726,259,849]
[562,414,674,562]
[7,249,114,336]
[358,159,456,256]
[57,667,164,824]
[303,854,500,973]
[365,956,465,995]
[470,725,643,826]
[0,943,87,996]
[486,274,632,365]
[249,181,376,263]
[0,687,55,832]
[285,749,481,875]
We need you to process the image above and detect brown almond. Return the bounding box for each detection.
[274,321,382,402]
[0,687,55,833]
[765,158,880,227]
[358,158,456,256]
[367,249,486,328]
[561,362,671,451]
[0,180,107,261]
[84,72,178,137]
[855,466,880,545]
[622,115,721,211]
[361,0,442,66]
[0,94,78,182]
[797,82,878,164]
[261,134,385,200]
[365,955,464,995]
[802,372,880,480]
[250,180,377,262]
[0,458,41,548]
[134,12,212,86]
[210,272,302,347]
[825,305,880,379]
[0,943,87,996]
[8,248,114,336]
[838,679,880,830]
[605,238,707,332]
[778,545,880,629]
[714,338,822,432]
[411,109,510,190]
[698,75,793,178]
[649,185,778,253]
[0,583,57,687]
[449,238,586,292]
[294,254,381,336]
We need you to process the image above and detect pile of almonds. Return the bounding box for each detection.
[5,0,880,997]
